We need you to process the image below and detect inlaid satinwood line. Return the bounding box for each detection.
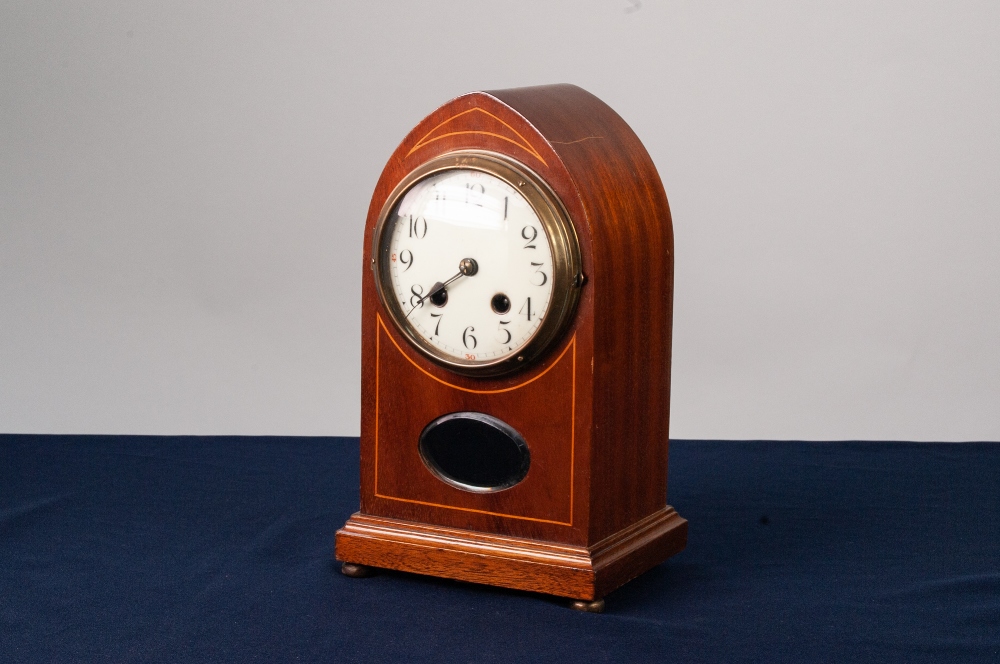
[370,494,573,527]
[405,107,547,166]
[373,314,577,526]
[374,322,380,495]
[570,342,576,525]
[548,136,604,145]
[408,132,546,165]
[376,314,573,395]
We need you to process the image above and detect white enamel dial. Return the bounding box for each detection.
[384,168,555,365]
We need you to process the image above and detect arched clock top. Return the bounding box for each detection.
[340,85,685,607]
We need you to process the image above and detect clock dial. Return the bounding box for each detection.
[373,152,580,374]
[385,169,553,364]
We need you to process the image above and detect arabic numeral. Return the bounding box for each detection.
[399,249,413,272]
[465,182,485,206]
[409,284,424,309]
[521,225,537,249]
[530,262,547,286]
[496,320,512,344]
[462,326,477,350]
[519,297,533,321]
[408,215,427,239]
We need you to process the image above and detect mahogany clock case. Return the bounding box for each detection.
[336,84,686,602]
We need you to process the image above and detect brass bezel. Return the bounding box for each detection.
[372,151,582,376]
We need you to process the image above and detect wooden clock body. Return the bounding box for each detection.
[336,84,686,602]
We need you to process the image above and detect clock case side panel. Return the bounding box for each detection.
[354,90,597,545]
[488,85,684,546]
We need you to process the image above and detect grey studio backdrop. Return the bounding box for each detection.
[1,1,998,441]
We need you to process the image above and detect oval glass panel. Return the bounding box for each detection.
[418,412,530,492]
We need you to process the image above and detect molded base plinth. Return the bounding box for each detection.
[335,507,687,601]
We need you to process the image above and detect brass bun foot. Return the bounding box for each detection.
[340,562,375,578]
[569,598,605,613]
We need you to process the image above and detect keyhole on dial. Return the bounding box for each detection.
[491,293,511,314]
[430,288,448,307]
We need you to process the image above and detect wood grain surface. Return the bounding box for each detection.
[338,84,684,600]
[336,507,687,601]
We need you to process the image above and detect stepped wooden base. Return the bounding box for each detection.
[335,506,687,601]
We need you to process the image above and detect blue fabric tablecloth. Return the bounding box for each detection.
[1,435,997,663]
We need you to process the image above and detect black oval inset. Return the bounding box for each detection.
[419,412,530,492]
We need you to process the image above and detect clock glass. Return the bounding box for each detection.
[373,152,580,374]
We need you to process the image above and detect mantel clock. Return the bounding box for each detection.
[335,84,686,612]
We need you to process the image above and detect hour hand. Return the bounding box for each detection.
[405,258,478,319]
[427,281,445,297]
